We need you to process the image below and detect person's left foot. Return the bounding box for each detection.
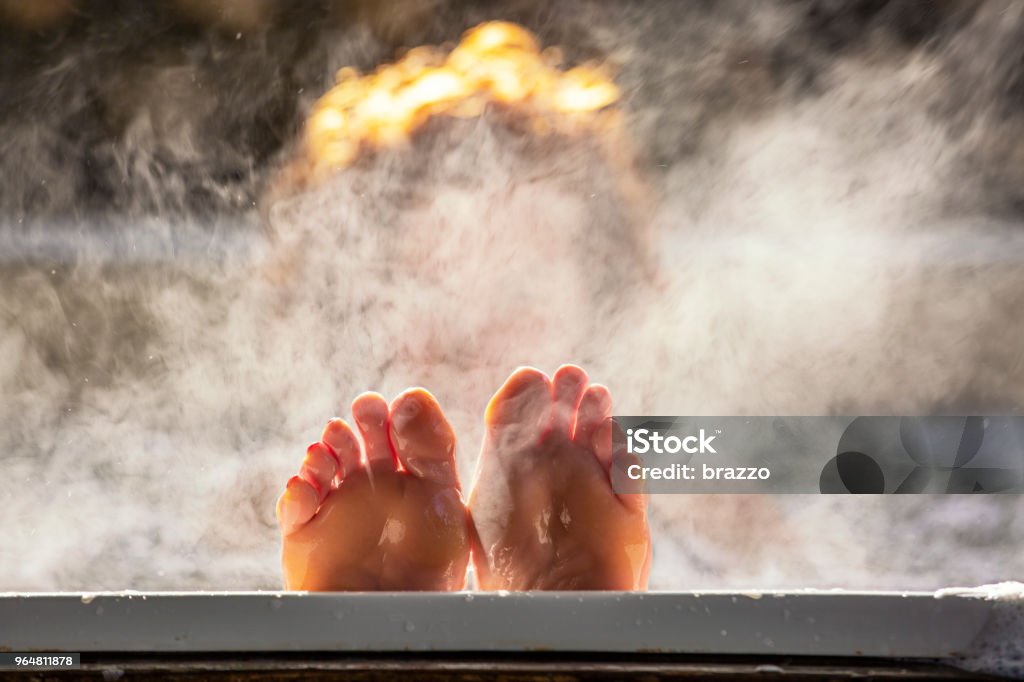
[467,365,651,590]
[276,389,470,590]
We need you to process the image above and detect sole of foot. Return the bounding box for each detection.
[468,364,651,590]
[276,388,470,590]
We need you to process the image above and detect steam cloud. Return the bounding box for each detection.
[0,0,1022,592]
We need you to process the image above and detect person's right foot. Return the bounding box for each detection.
[468,365,650,590]
[277,389,470,591]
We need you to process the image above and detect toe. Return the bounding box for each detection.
[299,441,340,502]
[352,392,396,471]
[322,418,361,479]
[592,416,616,471]
[551,364,588,438]
[276,475,319,535]
[484,367,553,451]
[573,383,612,452]
[599,418,648,512]
[390,388,459,489]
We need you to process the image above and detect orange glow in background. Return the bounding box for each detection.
[303,21,621,177]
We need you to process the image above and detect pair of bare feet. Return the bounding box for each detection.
[276,365,651,591]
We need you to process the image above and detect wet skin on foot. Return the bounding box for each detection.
[467,364,651,590]
[276,388,470,591]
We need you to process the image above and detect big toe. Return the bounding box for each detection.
[484,367,553,451]
[390,388,459,489]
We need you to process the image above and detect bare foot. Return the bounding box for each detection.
[468,365,651,590]
[277,389,470,590]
